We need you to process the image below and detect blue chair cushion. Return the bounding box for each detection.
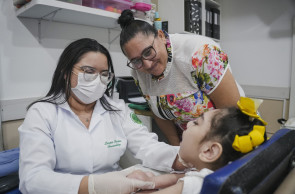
[0,148,20,193]
[200,128,295,194]
[5,188,22,194]
[0,148,19,177]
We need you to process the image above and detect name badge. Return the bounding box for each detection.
[104,139,122,148]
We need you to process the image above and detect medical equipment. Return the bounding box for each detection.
[116,77,146,104]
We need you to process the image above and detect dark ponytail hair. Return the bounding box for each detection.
[117,9,158,54]
[27,38,118,112]
[204,107,267,169]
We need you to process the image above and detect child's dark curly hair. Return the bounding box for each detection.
[201,107,267,170]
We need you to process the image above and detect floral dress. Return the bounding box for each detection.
[131,33,229,132]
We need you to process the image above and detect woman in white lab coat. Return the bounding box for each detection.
[18,38,182,194]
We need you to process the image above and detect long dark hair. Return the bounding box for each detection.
[27,38,118,111]
[204,107,267,169]
[117,9,158,54]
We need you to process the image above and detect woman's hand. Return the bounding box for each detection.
[128,169,185,190]
[88,169,155,194]
[127,170,156,181]
[127,170,160,193]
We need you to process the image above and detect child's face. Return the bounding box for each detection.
[179,109,220,167]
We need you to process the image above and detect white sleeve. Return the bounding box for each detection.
[119,103,179,172]
[18,103,84,194]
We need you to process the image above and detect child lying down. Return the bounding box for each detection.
[128,97,268,194]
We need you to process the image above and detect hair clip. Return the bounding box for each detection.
[237,97,268,126]
[232,125,266,153]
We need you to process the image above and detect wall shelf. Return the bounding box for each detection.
[206,0,220,8]
[16,0,122,29]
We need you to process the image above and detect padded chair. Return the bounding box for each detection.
[200,128,295,194]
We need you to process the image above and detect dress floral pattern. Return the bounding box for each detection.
[144,90,215,131]
[191,44,228,94]
[137,37,229,132]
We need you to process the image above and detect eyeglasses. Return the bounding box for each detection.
[72,66,114,84]
[127,36,157,70]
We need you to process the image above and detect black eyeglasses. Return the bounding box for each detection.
[127,36,157,70]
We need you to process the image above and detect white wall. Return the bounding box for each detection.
[0,0,130,101]
[158,0,184,34]
[221,0,295,88]
[159,0,294,98]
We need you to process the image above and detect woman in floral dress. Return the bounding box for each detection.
[117,10,244,145]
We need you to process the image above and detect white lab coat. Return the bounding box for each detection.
[18,95,179,194]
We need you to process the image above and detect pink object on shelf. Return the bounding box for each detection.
[82,0,133,13]
[105,6,114,12]
[131,2,151,11]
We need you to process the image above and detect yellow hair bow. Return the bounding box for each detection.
[237,97,268,126]
[232,125,266,153]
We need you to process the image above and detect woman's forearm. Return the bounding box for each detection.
[153,115,180,146]
[209,70,240,108]
[78,176,89,194]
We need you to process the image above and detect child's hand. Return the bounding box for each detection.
[127,169,155,182]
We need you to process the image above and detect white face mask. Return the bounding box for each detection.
[71,73,107,104]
